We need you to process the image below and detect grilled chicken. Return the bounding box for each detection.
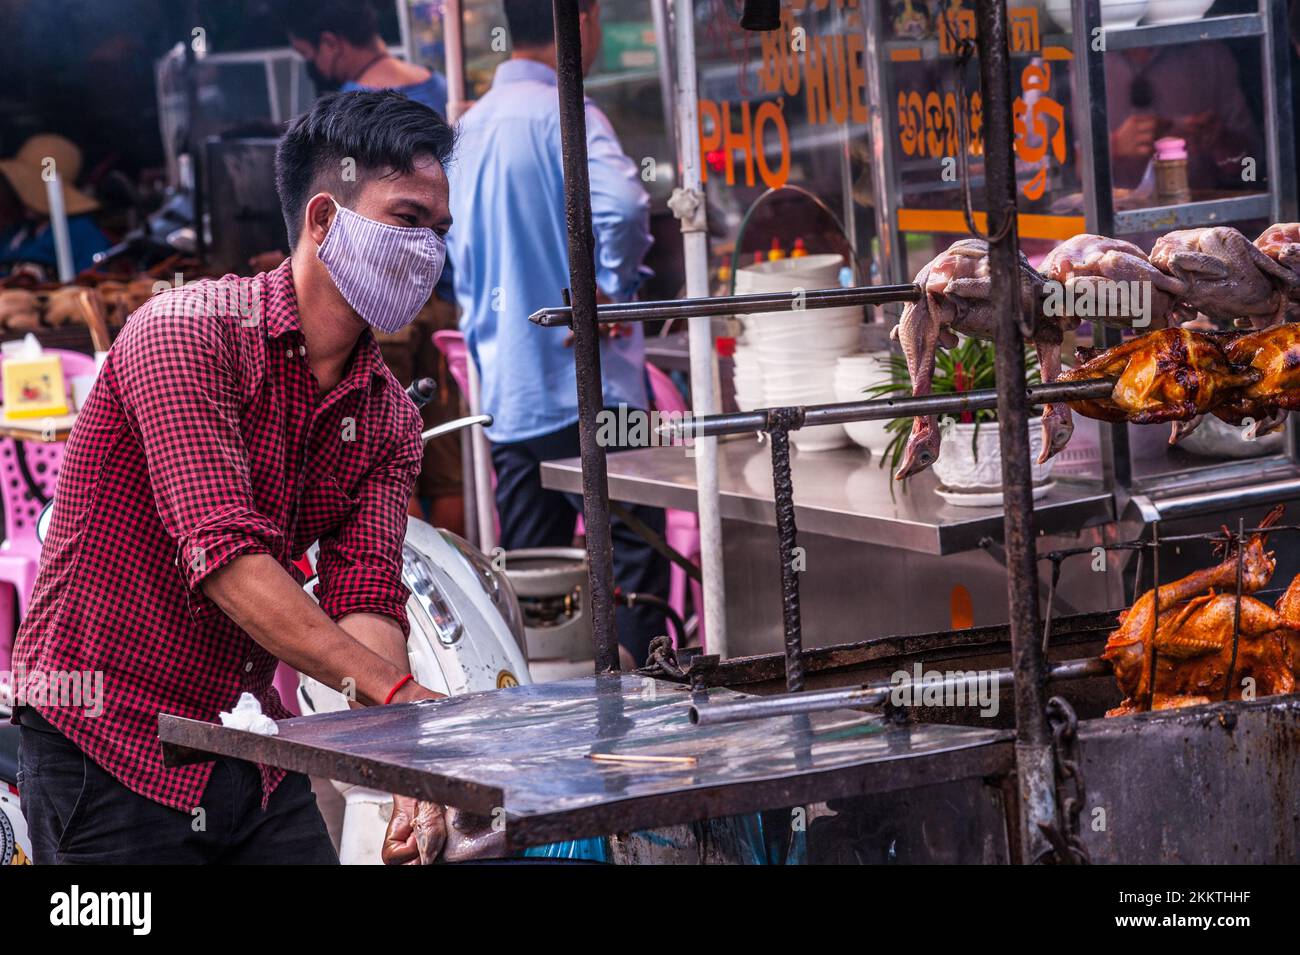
[1059,327,1258,426]
[1149,227,1299,328]
[1207,322,1300,433]
[1103,506,1299,716]
[890,239,1053,477]
[1039,233,1189,330]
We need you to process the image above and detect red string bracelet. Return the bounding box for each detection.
[383,673,415,705]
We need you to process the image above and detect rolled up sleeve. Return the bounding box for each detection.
[584,104,653,303]
[112,293,283,606]
[314,429,421,635]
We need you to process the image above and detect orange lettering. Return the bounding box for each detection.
[847,32,868,125]
[723,100,755,186]
[755,101,791,189]
[804,36,828,125]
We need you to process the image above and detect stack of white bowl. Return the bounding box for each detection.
[734,253,860,452]
[833,353,894,457]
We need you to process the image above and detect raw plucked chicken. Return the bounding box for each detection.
[890,239,1056,477]
[1149,227,1299,328]
[1038,233,1189,329]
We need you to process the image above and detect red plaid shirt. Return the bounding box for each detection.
[13,261,422,811]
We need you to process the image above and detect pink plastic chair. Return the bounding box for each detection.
[0,349,97,667]
[433,330,704,649]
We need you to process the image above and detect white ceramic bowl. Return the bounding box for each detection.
[734,254,845,294]
[1045,0,1149,31]
[1142,0,1213,23]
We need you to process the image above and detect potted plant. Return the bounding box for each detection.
[863,336,1056,503]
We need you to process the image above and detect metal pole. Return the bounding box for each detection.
[443,0,468,122]
[650,0,677,164]
[973,0,1055,864]
[552,0,620,674]
[690,657,1112,727]
[465,355,496,554]
[664,378,1115,438]
[767,409,805,690]
[529,282,920,325]
[672,0,729,658]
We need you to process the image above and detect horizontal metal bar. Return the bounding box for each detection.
[1133,476,1300,523]
[689,656,1112,727]
[1102,13,1264,52]
[528,283,922,327]
[1113,193,1272,236]
[663,378,1116,439]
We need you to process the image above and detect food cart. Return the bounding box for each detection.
[158,0,1300,864]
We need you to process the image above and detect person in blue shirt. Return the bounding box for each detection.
[447,0,669,667]
[285,1,448,117]
[0,134,109,278]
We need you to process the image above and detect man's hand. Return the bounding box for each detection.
[1111,113,1159,165]
[383,796,447,865]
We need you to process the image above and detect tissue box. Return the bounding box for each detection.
[3,355,67,419]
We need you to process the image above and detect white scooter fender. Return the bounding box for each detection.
[297,516,531,864]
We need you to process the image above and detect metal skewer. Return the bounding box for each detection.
[528,283,922,327]
[689,656,1113,726]
[660,378,1117,439]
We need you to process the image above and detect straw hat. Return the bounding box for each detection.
[0,134,98,216]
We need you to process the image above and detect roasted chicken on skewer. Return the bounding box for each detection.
[1059,327,1259,426]
[1149,227,1299,328]
[1207,322,1300,433]
[1102,507,1297,716]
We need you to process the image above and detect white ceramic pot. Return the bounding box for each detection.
[931,422,1055,492]
[1045,0,1149,31]
[1142,0,1214,23]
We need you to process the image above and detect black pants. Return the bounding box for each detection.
[18,711,338,864]
[492,413,671,665]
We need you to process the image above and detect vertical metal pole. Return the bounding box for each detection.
[973,0,1055,864]
[553,0,620,674]
[443,0,468,122]
[466,355,496,554]
[650,0,677,165]
[672,0,730,657]
[768,410,806,692]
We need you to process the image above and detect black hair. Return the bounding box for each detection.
[282,0,380,48]
[503,0,594,49]
[274,90,455,247]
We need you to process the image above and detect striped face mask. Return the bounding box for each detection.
[317,200,445,333]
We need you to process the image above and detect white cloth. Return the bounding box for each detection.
[218,692,279,735]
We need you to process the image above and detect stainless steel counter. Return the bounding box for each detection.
[540,438,1115,555]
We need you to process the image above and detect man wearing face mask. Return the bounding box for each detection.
[11,91,451,864]
[284,1,448,116]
